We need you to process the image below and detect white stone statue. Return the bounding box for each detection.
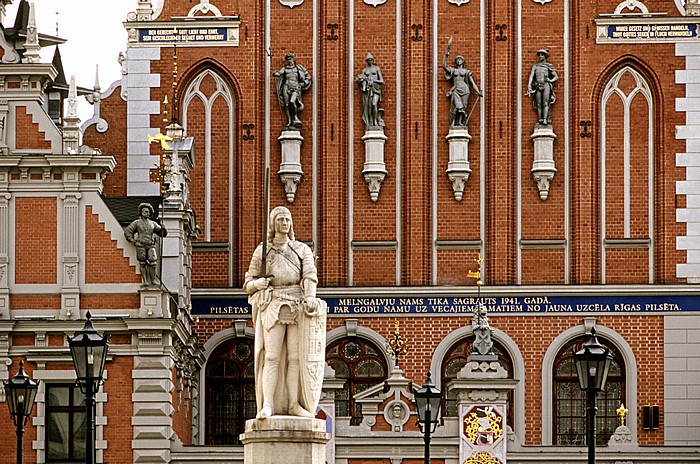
[244,206,327,419]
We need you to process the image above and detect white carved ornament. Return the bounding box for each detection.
[188,0,222,17]
[533,0,552,5]
[364,0,387,6]
[448,0,471,6]
[280,0,304,7]
[613,0,649,14]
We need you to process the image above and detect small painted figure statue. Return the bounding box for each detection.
[273,53,312,128]
[357,52,385,130]
[124,203,167,287]
[527,49,558,126]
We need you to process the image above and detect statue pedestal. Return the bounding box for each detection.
[278,130,305,203]
[362,129,388,202]
[241,417,330,464]
[446,128,472,201]
[139,287,169,318]
[530,126,557,201]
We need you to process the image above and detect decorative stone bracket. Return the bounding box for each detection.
[531,126,557,200]
[278,130,305,203]
[361,129,388,202]
[446,128,472,201]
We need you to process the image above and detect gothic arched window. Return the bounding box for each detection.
[326,338,388,425]
[205,337,255,445]
[553,336,625,445]
[441,336,514,429]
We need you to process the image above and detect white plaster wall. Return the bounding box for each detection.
[664,314,700,445]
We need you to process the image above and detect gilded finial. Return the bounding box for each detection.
[386,321,409,368]
[616,402,628,427]
[148,133,172,150]
[467,253,483,286]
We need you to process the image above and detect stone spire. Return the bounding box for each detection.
[62,76,80,154]
[22,2,41,63]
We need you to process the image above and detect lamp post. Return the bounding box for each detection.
[4,360,39,464]
[68,312,109,464]
[411,372,442,464]
[573,328,612,464]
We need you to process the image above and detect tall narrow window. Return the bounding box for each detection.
[205,338,255,445]
[441,337,514,429]
[600,66,654,283]
[553,336,625,445]
[46,384,86,463]
[326,338,388,425]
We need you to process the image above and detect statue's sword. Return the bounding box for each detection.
[257,166,274,279]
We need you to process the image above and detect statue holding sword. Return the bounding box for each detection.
[243,206,327,420]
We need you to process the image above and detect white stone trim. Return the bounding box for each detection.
[675,42,700,283]
[540,322,638,445]
[429,325,526,445]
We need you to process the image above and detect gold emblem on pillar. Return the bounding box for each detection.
[463,451,502,464]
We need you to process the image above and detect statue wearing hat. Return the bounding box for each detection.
[527,49,558,126]
[357,52,385,130]
[125,203,168,287]
[273,52,312,128]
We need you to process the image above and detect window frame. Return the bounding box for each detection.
[45,383,86,464]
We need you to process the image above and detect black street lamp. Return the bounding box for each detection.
[4,360,40,464]
[411,372,442,464]
[68,312,109,464]
[573,328,613,464]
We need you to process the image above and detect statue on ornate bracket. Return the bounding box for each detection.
[273,53,312,129]
[125,203,168,287]
[357,52,385,130]
[442,39,482,129]
[526,49,558,127]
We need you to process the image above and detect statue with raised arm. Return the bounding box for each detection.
[442,38,482,129]
[527,49,558,126]
[273,53,312,129]
[356,52,385,130]
[124,203,167,287]
[244,206,327,419]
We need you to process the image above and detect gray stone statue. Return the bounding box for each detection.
[244,206,327,419]
[442,39,482,128]
[356,52,385,130]
[124,203,167,287]
[273,53,312,128]
[527,49,558,126]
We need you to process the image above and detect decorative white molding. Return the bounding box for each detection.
[278,130,305,203]
[613,0,649,15]
[446,128,472,201]
[22,3,41,64]
[363,0,387,6]
[188,0,222,17]
[448,0,471,5]
[531,126,557,201]
[280,0,304,7]
[533,0,552,4]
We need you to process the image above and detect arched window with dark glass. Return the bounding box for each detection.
[441,336,514,429]
[553,336,625,445]
[205,337,256,445]
[326,338,388,425]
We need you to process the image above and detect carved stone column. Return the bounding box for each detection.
[278,130,304,203]
[531,126,557,200]
[60,193,81,320]
[446,128,473,201]
[0,193,10,319]
[362,129,388,202]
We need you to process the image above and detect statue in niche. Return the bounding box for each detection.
[357,52,385,130]
[244,206,327,419]
[124,203,167,287]
[527,49,558,127]
[273,53,312,129]
[442,38,482,129]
